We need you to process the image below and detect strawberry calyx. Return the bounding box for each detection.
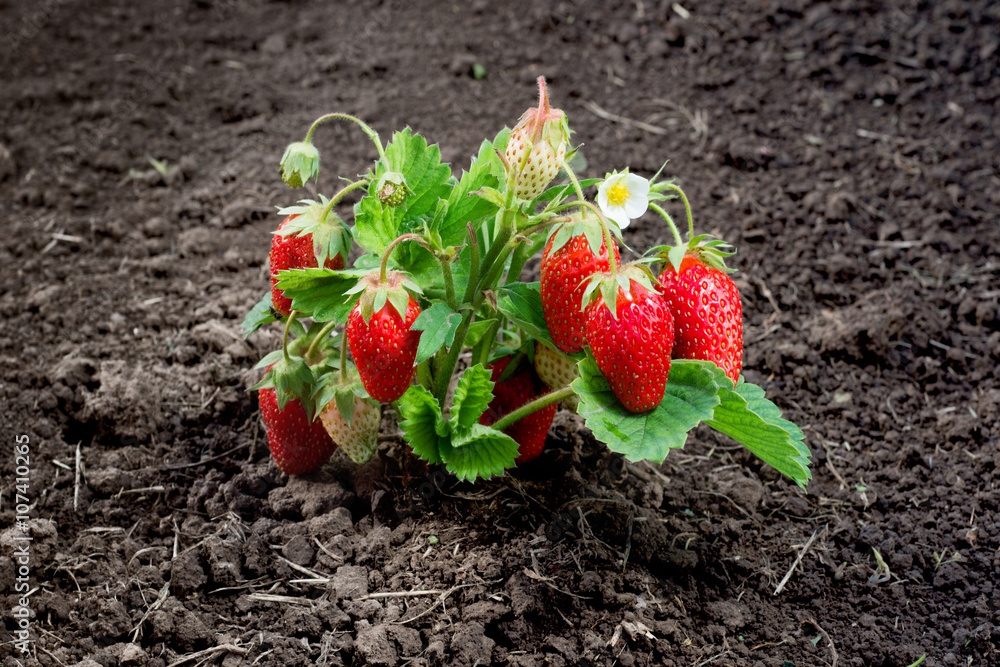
[279,140,320,188]
[511,77,570,164]
[581,263,659,321]
[275,197,352,269]
[345,269,419,327]
[250,322,341,418]
[545,210,623,260]
[650,235,737,276]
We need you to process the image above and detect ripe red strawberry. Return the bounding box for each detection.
[504,77,570,201]
[585,273,674,413]
[259,385,337,475]
[479,356,556,464]
[347,272,422,403]
[541,216,621,353]
[658,254,743,384]
[320,396,381,464]
[270,211,350,317]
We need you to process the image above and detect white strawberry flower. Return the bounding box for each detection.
[597,171,650,229]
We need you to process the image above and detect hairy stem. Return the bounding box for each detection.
[490,386,575,432]
[304,113,386,162]
[649,203,684,247]
[282,311,299,362]
[305,320,339,362]
[319,179,369,223]
[663,183,694,239]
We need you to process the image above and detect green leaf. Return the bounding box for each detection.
[383,128,452,223]
[397,385,444,465]
[572,355,721,462]
[706,370,812,488]
[436,139,501,248]
[353,195,398,258]
[440,423,518,482]
[496,282,554,348]
[242,292,276,337]
[276,268,369,323]
[411,303,464,364]
[465,318,497,349]
[450,364,495,431]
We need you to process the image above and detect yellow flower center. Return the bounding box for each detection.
[607,181,630,207]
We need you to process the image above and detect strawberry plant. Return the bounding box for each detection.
[243,78,811,488]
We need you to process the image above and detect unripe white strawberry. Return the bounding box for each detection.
[533,342,580,412]
[505,77,570,201]
[320,396,381,464]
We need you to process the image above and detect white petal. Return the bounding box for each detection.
[623,197,649,219]
[624,173,651,196]
[606,206,630,229]
[597,187,610,212]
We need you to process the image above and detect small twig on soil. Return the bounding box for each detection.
[583,100,670,135]
[158,441,250,470]
[166,644,249,667]
[694,649,731,667]
[37,644,67,666]
[131,582,170,642]
[394,579,502,625]
[804,616,839,667]
[116,485,166,497]
[357,589,445,601]
[246,593,315,606]
[73,441,82,511]
[313,536,345,562]
[774,526,823,595]
[697,490,761,524]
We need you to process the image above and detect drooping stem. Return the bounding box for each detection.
[282,311,299,362]
[319,179,369,223]
[380,233,426,282]
[304,113,386,162]
[339,328,349,382]
[649,202,684,247]
[663,183,694,239]
[491,386,575,432]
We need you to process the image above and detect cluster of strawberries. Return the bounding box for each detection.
[254,77,745,478]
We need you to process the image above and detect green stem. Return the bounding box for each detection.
[319,179,369,223]
[491,386,575,432]
[433,313,473,404]
[282,311,299,362]
[649,203,684,247]
[461,222,481,304]
[474,320,500,367]
[339,328,349,382]
[305,320,338,361]
[664,183,694,239]
[304,113,386,162]
[439,258,458,311]
[380,233,426,282]
[520,215,571,239]
[562,162,588,210]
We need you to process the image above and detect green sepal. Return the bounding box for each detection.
[279,141,320,188]
[449,364,495,432]
[253,355,317,415]
[471,186,505,208]
[242,292,277,338]
[397,384,445,465]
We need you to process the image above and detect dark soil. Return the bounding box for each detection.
[2,0,999,665]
